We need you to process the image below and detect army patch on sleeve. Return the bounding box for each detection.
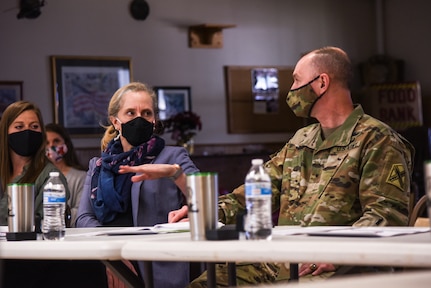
[386,164,406,191]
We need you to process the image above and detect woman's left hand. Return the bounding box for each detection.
[168,205,189,223]
[119,164,178,182]
[299,263,336,276]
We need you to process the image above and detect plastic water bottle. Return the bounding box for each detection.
[244,159,272,240]
[42,171,66,240]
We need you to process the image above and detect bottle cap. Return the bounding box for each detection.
[251,159,263,165]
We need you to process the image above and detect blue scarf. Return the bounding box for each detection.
[90,136,165,224]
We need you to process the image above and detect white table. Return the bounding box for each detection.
[121,226,431,287]
[122,226,431,267]
[2,226,431,288]
[0,227,174,260]
[0,227,150,288]
[0,225,194,287]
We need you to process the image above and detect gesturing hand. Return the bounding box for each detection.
[119,164,178,182]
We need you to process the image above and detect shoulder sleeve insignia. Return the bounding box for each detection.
[386,164,406,191]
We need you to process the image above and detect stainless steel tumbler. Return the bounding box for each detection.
[7,183,35,233]
[186,172,218,240]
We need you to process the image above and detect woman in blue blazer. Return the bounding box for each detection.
[76,82,199,288]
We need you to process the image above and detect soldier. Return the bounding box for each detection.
[173,46,415,286]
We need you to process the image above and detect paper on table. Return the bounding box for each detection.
[68,222,224,237]
[67,222,190,237]
[309,226,430,237]
[274,226,431,237]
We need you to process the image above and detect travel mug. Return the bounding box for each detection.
[186,172,218,240]
[7,183,35,233]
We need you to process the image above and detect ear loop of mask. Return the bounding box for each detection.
[289,75,321,92]
[306,76,327,117]
[306,90,327,117]
[114,117,122,141]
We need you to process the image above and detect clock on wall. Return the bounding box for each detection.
[129,0,150,21]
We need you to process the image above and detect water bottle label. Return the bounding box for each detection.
[245,183,271,196]
[43,192,66,204]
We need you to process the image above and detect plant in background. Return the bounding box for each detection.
[163,111,202,146]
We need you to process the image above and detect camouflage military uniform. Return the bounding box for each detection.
[189,105,415,287]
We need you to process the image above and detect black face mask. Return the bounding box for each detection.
[119,117,154,147]
[8,130,43,157]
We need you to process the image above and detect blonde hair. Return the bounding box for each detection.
[100,82,159,151]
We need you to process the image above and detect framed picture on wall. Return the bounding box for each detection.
[0,81,23,118]
[51,56,132,137]
[154,86,191,120]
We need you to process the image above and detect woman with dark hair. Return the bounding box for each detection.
[46,123,86,227]
[0,101,107,288]
[0,101,70,226]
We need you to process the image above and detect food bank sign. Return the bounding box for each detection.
[363,82,423,131]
